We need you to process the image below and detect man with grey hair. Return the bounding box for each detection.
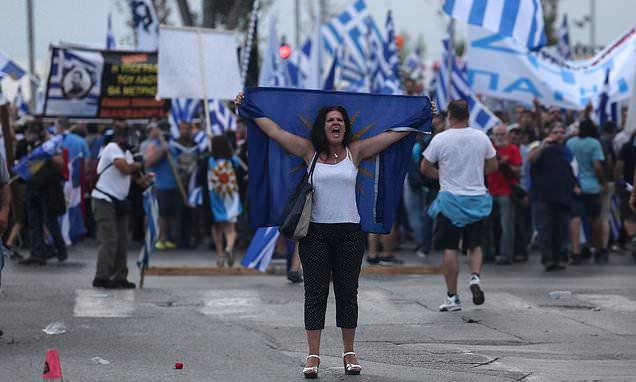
[484,124,522,265]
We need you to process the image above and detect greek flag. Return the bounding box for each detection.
[338,45,368,91]
[137,186,159,269]
[287,40,311,88]
[60,156,86,245]
[321,0,383,89]
[383,11,401,88]
[437,40,500,131]
[305,16,324,90]
[0,52,26,80]
[241,227,279,272]
[209,99,237,136]
[169,98,201,139]
[193,129,209,152]
[13,85,30,118]
[595,69,618,127]
[443,0,547,51]
[106,12,116,49]
[130,0,159,51]
[557,14,572,59]
[259,18,291,87]
[187,169,203,206]
[404,47,423,80]
[323,54,338,91]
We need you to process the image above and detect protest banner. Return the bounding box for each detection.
[466,25,636,110]
[42,46,169,119]
[157,25,242,101]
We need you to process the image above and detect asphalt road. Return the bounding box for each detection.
[1,241,635,381]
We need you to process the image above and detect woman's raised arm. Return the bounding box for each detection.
[349,102,437,166]
[236,92,313,163]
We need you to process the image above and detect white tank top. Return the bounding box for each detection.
[310,148,361,224]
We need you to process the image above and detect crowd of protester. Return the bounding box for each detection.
[1,91,635,289]
[400,87,636,271]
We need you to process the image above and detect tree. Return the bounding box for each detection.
[543,0,559,46]
[200,0,271,31]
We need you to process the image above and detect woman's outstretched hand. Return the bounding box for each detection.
[234,92,245,106]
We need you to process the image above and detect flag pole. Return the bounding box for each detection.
[241,0,260,88]
[195,29,213,146]
[447,19,455,102]
[26,0,36,110]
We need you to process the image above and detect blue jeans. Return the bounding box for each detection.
[403,180,434,253]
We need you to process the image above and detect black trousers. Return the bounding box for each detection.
[298,223,365,330]
[535,201,569,266]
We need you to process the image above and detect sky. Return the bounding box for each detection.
[1,0,634,99]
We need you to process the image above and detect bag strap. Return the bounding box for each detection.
[308,152,319,185]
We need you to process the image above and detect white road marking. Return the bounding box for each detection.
[199,289,261,316]
[73,289,135,318]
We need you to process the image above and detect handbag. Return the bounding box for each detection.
[279,153,319,240]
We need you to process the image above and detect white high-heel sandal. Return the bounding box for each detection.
[343,351,362,375]
[303,354,320,379]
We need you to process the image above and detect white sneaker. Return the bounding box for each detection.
[439,295,462,312]
[416,247,428,259]
[469,275,485,305]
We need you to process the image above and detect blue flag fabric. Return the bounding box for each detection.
[241,226,279,272]
[12,135,64,181]
[240,87,432,233]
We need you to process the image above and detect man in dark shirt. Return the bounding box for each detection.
[529,123,579,271]
[616,131,636,250]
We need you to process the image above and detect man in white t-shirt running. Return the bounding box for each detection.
[421,100,498,312]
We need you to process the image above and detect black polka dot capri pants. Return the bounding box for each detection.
[298,222,366,330]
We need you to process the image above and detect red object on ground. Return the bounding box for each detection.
[42,349,63,379]
[175,362,184,369]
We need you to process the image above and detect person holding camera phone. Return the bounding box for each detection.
[528,122,580,271]
[91,126,150,289]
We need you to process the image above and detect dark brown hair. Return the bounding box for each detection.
[211,136,233,159]
[448,100,469,122]
[310,106,353,154]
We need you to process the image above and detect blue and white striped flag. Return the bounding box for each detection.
[595,69,618,127]
[287,40,312,88]
[404,46,423,80]
[60,156,86,245]
[557,14,572,60]
[0,52,26,80]
[208,99,237,136]
[13,84,30,118]
[383,11,401,87]
[321,0,384,90]
[437,40,500,131]
[323,53,338,91]
[137,186,159,269]
[106,12,117,49]
[259,18,291,87]
[443,0,547,51]
[241,227,279,272]
[193,129,209,152]
[169,98,201,139]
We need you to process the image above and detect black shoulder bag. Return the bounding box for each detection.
[279,153,319,240]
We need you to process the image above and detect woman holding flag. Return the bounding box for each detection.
[236,92,434,378]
